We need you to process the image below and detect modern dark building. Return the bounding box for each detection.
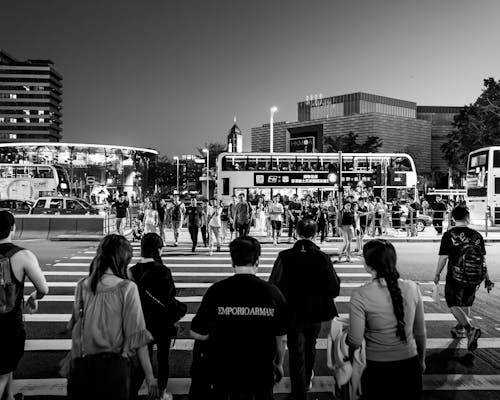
[0,49,63,143]
[251,92,461,179]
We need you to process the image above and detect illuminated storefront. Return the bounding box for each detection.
[0,142,158,200]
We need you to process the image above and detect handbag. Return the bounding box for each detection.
[67,282,131,400]
[144,288,187,324]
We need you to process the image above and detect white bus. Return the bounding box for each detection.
[465,146,500,225]
[0,163,70,200]
[217,152,418,204]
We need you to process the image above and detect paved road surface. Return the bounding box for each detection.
[10,231,500,399]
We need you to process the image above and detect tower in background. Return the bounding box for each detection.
[0,49,63,143]
[227,117,242,153]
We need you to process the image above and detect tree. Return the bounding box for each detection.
[196,142,227,168]
[323,131,383,153]
[442,77,500,171]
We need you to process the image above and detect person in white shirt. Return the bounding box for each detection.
[207,199,222,255]
[269,196,284,246]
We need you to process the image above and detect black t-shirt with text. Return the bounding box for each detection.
[112,200,129,218]
[438,226,486,282]
[190,274,287,391]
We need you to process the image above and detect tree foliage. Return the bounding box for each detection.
[323,131,383,153]
[442,77,500,170]
[196,142,227,168]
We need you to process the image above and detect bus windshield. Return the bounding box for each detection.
[466,150,488,197]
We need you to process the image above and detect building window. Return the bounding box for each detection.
[24,118,30,123]
[38,110,44,115]
[9,134,17,139]
[39,118,44,123]
[9,118,16,123]
[9,94,17,99]
[0,118,4,123]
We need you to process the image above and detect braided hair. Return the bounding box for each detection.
[141,233,164,264]
[363,240,407,342]
[89,234,133,294]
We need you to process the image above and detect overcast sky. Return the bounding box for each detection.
[2,0,499,157]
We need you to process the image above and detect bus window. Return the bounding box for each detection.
[496,178,500,194]
[392,156,412,171]
[34,200,47,208]
[49,199,63,209]
[494,151,500,168]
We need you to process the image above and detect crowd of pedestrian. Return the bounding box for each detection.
[0,200,492,400]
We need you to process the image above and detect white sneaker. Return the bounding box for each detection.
[160,391,173,400]
[307,369,314,391]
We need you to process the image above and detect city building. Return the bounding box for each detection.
[178,154,205,193]
[0,49,63,143]
[251,92,461,184]
[227,121,243,153]
[0,142,157,200]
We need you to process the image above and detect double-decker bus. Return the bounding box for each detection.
[217,152,417,204]
[0,163,70,200]
[465,146,500,225]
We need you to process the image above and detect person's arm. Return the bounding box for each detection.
[190,288,214,341]
[347,290,365,359]
[434,233,451,284]
[413,284,427,372]
[269,255,284,286]
[21,250,49,313]
[137,346,159,399]
[325,256,341,298]
[274,335,286,382]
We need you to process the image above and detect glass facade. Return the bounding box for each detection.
[0,143,157,200]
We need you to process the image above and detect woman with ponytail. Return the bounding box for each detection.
[347,239,426,400]
[66,234,158,400]
[129,233,180,400]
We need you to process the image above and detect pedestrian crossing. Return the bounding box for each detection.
[13,235,500,399]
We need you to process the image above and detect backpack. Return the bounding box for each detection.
[0,247,22,314]
[171,204,182,221]
[450,231,486,287]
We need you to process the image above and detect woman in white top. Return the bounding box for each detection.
[348,239,426,400]
[143,202,158,234]
[268,196,284,245]
[207,199,222,255]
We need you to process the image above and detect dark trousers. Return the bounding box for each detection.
[374,216,382,235]
[392,213,401,229]
[288,218,297,238]
[287,321,322,400]
[361,356,422,400]
[201,225,208,246]
[318,223,327,242]
[189,226,199,249]
[236,222,250,237]
[434,218,443,234]
[328,220,337,237]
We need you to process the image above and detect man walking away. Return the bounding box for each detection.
[186,198,204,252]
[434,206,494,351]
[157,199,167,241]
[432,196,447,235]
[0,211,49,400]
[287,194,302,243]
[269,218,341,400]
[234,193,252,237]
[190,237,288,400]
[171,195,185,247]
[228,195,237,242]
[112,193,129,235]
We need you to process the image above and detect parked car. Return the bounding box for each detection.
[30,197,100,215]
[0,199,33,214]
[400,213,433,232]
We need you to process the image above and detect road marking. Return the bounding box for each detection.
[38,295,434,303]
[24,313,456,323]
[13,375,500,395]
[24,337,500,352]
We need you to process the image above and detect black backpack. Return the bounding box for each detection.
[0,247,22,314]
[171,204,182,221]
[450,231,486,287]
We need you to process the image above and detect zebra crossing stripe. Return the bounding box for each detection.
[23,313,457,323]
[38,295,435,303]
[13,375,500,395]
[23,337,500,352]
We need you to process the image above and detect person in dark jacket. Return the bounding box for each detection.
[129,233,178,400]
[186,198,204,252]
[269,218,341,400]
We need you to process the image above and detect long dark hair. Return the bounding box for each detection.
[88,234,133,294]
[363,239,406,342]
[141,233,163,264]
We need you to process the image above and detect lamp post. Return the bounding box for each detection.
[173,156,179,194]
[270,106,278,153]
[202,148,209,198]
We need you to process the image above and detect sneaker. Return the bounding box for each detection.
[467,327,482,351]
[160,391,173,400]
[209,249,213,256]
[174,242,178,247]
[307,370,314,391]
[450,326,467,339]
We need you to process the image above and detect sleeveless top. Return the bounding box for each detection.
[0,243,25,327]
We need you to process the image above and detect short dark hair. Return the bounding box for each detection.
[452,206,469,221]
[296,218,317,239]
[229,236,261,266]
[0,211,15,239]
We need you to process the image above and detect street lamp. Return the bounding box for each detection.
[202,148,209,198]
[270,106,278,153]
[173,156,179,194]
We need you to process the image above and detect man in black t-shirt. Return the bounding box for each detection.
[186,198,203,252]
[434,206,492,351]
[190,237,287,399]
[287,194,303,242]
[431,196,447,235]
[112,194,129,235]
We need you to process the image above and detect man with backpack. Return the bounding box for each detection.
[171,195,186,247]
[434,206,494,351]
[269,218,341,400]
[0,211,49,400]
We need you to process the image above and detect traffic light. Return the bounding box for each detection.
[328,163,338,184]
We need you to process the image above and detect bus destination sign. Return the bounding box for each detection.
[254,172,330,186]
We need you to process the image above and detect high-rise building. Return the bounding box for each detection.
[227,121,242,153]
[0,49,63,143]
